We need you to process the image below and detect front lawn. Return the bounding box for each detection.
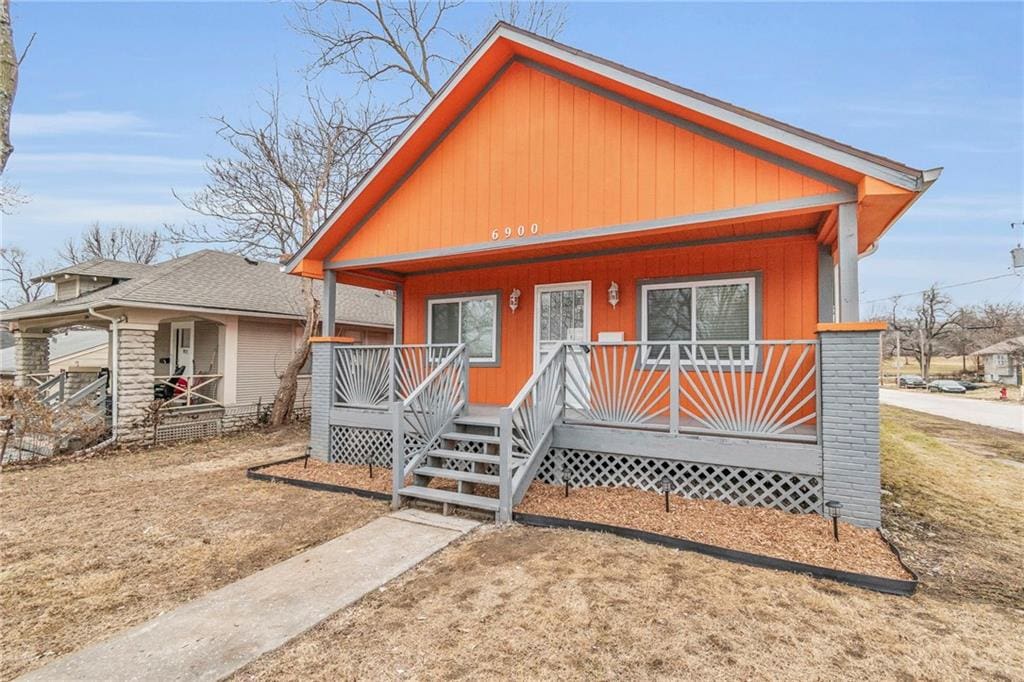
[0,426,387,680]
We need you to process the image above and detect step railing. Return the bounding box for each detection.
[563,339,819,443]
[52,375,110,439]
[498,343,567,521]
[391,344,469,508]
[334,344,456,408]
[35,372,67,409]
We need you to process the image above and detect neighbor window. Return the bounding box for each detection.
[640,276,756,362]
[427,294,498,363]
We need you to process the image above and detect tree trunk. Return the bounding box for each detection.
[270,279,319,426]
[1,0,18,174]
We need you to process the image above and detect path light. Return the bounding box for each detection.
[825,500,843,542]
[368,457,374,479]
[659,475,673,512]
[560,465,572,498]
[607,281,620,308]
[304,445,311,469]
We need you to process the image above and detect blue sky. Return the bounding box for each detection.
[2,1,1022,311]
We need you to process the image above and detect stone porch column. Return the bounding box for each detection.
[817,322,886,528]
[116,325,157,444]
[13,331,50,388]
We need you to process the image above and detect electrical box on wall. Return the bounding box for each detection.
[597,331,625,343]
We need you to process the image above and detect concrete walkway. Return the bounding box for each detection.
[20,509,479,682]
[880,388,1024,433]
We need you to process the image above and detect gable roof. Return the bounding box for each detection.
[35,259,155,282]
[3,250,395,327]
[971,335,1024,357]
[284,22,939,277]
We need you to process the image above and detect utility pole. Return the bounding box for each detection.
[895,330,902,387]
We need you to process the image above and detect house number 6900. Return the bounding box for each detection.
[490,223,539,241]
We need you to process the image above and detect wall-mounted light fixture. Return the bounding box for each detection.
[608,281,620,308]
[509,288,521,313]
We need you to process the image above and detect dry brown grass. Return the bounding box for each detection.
[0,426,387,680]
[880,406,1024,608]
[233,525,1024,681]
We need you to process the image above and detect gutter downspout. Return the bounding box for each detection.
[88,308,126,440]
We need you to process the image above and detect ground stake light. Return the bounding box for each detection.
[304,446,311,469]
[560,465,571,498]
[825,500,843,542]
[659,475,673,512]
[368,458,374,479]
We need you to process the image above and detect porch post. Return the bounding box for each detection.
[836,202,860,322]
[817,323,885,528]
[12,331,49,388]
[394,283,404,344]
[115,324,157,445]
[308,339,334,461]
[817,246,836,324]
[321,269,336,337]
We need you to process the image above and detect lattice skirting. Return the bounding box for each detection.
[329,427,393,466]
[537,449,822,514]
[154,419,222,444]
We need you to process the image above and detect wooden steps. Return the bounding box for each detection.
[397,485,500,512]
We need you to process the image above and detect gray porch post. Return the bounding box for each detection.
[13,331,50,388]
[308,340,334,461]
[818,324,885,528]
[321,269,336,337]
[817,246,836,324]
[836,202,860,322]
[116,325,157,444]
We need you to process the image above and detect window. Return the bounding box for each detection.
[641,276,756,363]
[427,294,499,363]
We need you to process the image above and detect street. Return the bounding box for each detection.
[879,388,1024,434]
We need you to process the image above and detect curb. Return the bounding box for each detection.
[246,456,391,502]
[513,512,918,597]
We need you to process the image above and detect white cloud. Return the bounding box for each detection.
[4,194,196,231]
[12,110,152,136]
[12,152,205,174]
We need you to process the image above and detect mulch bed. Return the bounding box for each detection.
[255,459,910,580]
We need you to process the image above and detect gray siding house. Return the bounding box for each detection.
[973,336,1024,385]
[2,250,394,445]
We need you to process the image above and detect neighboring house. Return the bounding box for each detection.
[2,250,394,445]
[0,329,108,385]
[285,25,940,529]
[972,336,1024,385]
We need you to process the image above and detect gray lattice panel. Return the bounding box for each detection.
[155,420,222,444]
[329,427,392,467]
[538,448,821,514]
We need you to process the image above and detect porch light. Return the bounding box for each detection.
[509,288,521,313]
[659,475,673,512]
[825,500,843,542]
[608,281,620,308]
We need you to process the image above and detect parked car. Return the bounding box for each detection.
[899,375,927,388]
[928,380,967,394]
[956,380,983,391]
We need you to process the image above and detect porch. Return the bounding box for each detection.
[313,335,851,524]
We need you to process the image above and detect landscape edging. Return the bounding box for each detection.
[246,456,391,502]
[513,512,918,597]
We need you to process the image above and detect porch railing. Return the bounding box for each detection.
[35,372,67,408]
[499,344,567,518]
[53,375,109,432]
[562,340,819,443]
[154,374,223,411]
[391,344,469,507]
[333,344,455,408]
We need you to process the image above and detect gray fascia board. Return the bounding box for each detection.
[327,192,851,271]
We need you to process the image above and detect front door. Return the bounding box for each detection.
[534,282,591,409]
[170,321,195,376]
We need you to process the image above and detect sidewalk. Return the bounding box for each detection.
[19,509,479,682]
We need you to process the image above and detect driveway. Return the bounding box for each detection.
[880,388,1023,434]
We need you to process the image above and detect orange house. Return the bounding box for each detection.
[289,25,939,526]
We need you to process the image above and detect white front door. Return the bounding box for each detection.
[534,282,591,409]
[170,321,195,376]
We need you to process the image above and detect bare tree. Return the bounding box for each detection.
[58,223,165,265]
[170,89,389,425]
[1,0,34,175]
[0,246,49,308]
[890,285,963,380]
[296,1,567,122]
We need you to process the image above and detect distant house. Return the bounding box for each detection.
[972,336,1024,385]
[0,328,107,383]
[1,250,394,446]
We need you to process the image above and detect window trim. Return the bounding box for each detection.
[425,291,501,366]
[637,272,762,366]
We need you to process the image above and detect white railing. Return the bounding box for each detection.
[35,372,67,408]
[498,344,567,520]
[154,374,223,411]
[333,344,455,408]
[52,375,109,432]
[391,344,469,507]
[562,340,819,443]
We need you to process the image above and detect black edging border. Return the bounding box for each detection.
[513,513,918,597]
[246,456,391,502]
[245,457,916,597]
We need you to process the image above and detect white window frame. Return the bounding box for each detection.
[640,275,757,365]
[427,293,499,364]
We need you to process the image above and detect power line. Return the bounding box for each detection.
[864,272,1020,304]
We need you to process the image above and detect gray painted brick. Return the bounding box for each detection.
[308,343,333,461]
